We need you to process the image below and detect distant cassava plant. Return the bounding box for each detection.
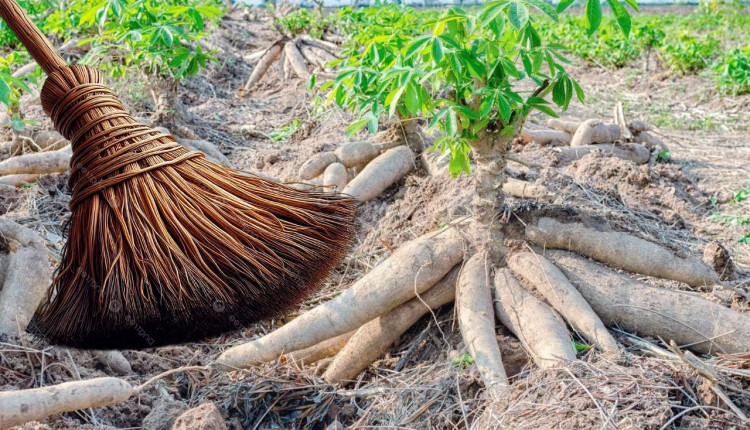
[0,0,225,126]
[274,8,331,38]
[660,33,719,74]
[713,46,750,95]
[80,0,224,81]
[74,0,225,123]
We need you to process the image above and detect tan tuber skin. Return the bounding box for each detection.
[284,42,311,80]
[550,250,750,355]
[0,145,71,176]
[299,151,338,179]
[0,246,53,335]
[342,146,415,201]
[239,41,283,96]
[570,119,621,147]
[507,252,618,352]
[281,331,355,367]
[323,267,459,384]
[322,162,347,192]
[526,217,719,287]
[92,351,132,375]
[503,177,550,201]
[547,118,581,133]
[0,173,40,187]
[493,269,576,368]
[215,227,464,369]
[0,378,134,428]
[554,142,651,165]
[519,127,571,145]
[334,141,379,167]
[0,220,54,336]
[458,254,509,397]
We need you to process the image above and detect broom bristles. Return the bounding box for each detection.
[28,65,355,349]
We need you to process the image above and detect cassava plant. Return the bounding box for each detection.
[79,0,224,127]
[273,7,331,39]
[213,0,740,391]
[0,51,40,129]
[536,15,642,69]
[216,0,750,400]
[660,32,719,74]
[713,45,750,95]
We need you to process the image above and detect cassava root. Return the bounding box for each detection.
[215,227,464,369]
[0,367,205,428]
[322,162,347,191]
[493,269,576,368]
[547,118,581,133]
[0,145,71,176]
[0,378,134,428]
[0,246,54,335]
[457,254,508,398]
[503,177,550,201]
[92,351,132,375]
[526,217,719,287]
[280,331,354,367]
[323,266,459,384]
[342,146,414,201]
[507,252,618,352]
[240,41,283,95]
[554,143,650,165]
[520,127,571,145]
[0,174,40,187]
[0,220,53,336]
[299,151,339,179]
[284,42,311,80]
[549,251,750,355]
[570,119,621,147]
[335,141,380,167]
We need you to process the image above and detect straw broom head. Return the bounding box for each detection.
[27,64,356,349]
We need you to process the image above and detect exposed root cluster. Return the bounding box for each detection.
[297,137,412,201]
[206,209,747,402]
[0,43,746,427]
[519,102,669,167]
[239,35,340,96]
[207,117,746,424]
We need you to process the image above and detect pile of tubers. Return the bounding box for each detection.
[520,102,669,167]
[298,139,413,201]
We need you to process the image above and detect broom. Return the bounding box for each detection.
[0,0,355,349]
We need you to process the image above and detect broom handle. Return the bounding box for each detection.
[0,0,67,75]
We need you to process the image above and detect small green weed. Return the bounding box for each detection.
[451,353,474,368]
[268,119,301,142]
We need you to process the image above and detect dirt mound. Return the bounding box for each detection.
[477,356,675,430]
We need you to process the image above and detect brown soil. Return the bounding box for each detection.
[0,6,748,430]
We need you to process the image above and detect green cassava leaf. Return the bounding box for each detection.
[605,0,631,36]
[0,78,10,106]
[556,0,576,13]
[585,0,602,36]
[526,0,558,21]
[431,37,444,62]
[404,81,421,114]
[508,2,529,31]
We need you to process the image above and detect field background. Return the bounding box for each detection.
[0,2,749,429]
